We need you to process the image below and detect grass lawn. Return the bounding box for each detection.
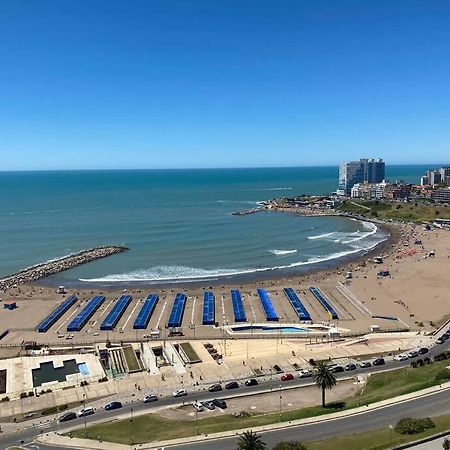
[68,359,450,445]
[337,200,450,222]
[305,413,450,450]
[179,342,201,363]
[122,346,140,372]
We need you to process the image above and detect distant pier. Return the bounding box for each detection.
[0,246,128,291]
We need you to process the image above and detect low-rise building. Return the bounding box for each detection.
[432,188,450,203]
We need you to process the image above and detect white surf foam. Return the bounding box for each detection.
[307,232,334,240]
[79,235,387,283]
[269,249,298,255]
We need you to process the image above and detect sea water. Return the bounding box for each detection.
[0,165,428,284]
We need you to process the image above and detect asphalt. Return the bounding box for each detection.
[2,331,449,450]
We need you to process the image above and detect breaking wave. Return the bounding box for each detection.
[79,236,386,283]
[269,249,298,255]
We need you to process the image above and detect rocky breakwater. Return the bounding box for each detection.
[0,246,128,292]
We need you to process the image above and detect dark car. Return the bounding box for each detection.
[245,378,258,387]
[208,383,222,392]
[345,363,356,371]
[104,401,123,411]
[212,399,227,409]
[418,348,429,355]
[373,357,385,366]
[332,366,344,373]
[59,411,78,422]
[225,381,239,390]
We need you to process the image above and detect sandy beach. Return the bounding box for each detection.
[0,218,449,349]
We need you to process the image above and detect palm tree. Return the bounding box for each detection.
[314,361,337,407]
[236,430,266,450]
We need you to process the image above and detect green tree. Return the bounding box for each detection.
[236,430,266,450]
[272,441,307,449]
[442,437,450,450]
[314,361,337,407]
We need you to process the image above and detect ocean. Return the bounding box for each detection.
[0,165,429,285]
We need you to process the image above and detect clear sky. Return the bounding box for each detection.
[1,1,450,170]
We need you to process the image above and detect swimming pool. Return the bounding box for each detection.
[77,362,90,376]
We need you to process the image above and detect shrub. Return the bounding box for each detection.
[394,417,435,435]
[411,362,417,368]
[272,442,307,450]
[1,396,10,401]
[435,369,450,383]
[235,411,252,418]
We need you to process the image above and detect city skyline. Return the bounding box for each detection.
[1,1,450,170]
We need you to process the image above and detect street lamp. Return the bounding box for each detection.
[195,401,199,435]
[82,393,87,437]
[279,385,282,423]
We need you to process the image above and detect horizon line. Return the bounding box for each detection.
[0,162,447,173]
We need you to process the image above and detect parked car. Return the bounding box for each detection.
[393,354,408,361]
[202,401,216,410]
[212,399,227,409]
[143,394,158,403]
[281,373,294,381]
[245,378,258,387]
[436,337,445,345]
[104,401,122,411]
[373,357,385,366]
[208,383,222,392]
[418,348,429,355]
[345,363,357,371]
[332,366,345,373]
[225,381,239,390]
[59,411,78,422]
[78,407,95,417]
[192,402,204,412]
[442,333,449,341]
[173,388,188,398]
[407,350,419,358]
[298,369,313,378]
[358,361,371,368]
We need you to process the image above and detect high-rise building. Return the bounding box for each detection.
[337,158,385,195]
[420,167,450,186]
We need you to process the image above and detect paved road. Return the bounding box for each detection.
[168,388,450,449]
[2,330,449,449]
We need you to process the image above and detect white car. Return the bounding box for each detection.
[78,406,95,417]
[298,369,313,378]
[393,354,408,361]
[192,401,204,412]
[172,388,188,398]
[358,361,371,368]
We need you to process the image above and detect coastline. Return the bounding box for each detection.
[34,213,396,291]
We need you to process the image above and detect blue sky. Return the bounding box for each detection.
[1,0,450,170]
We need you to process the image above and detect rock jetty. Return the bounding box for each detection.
[232,207,264,216]
[0,246,128,292]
